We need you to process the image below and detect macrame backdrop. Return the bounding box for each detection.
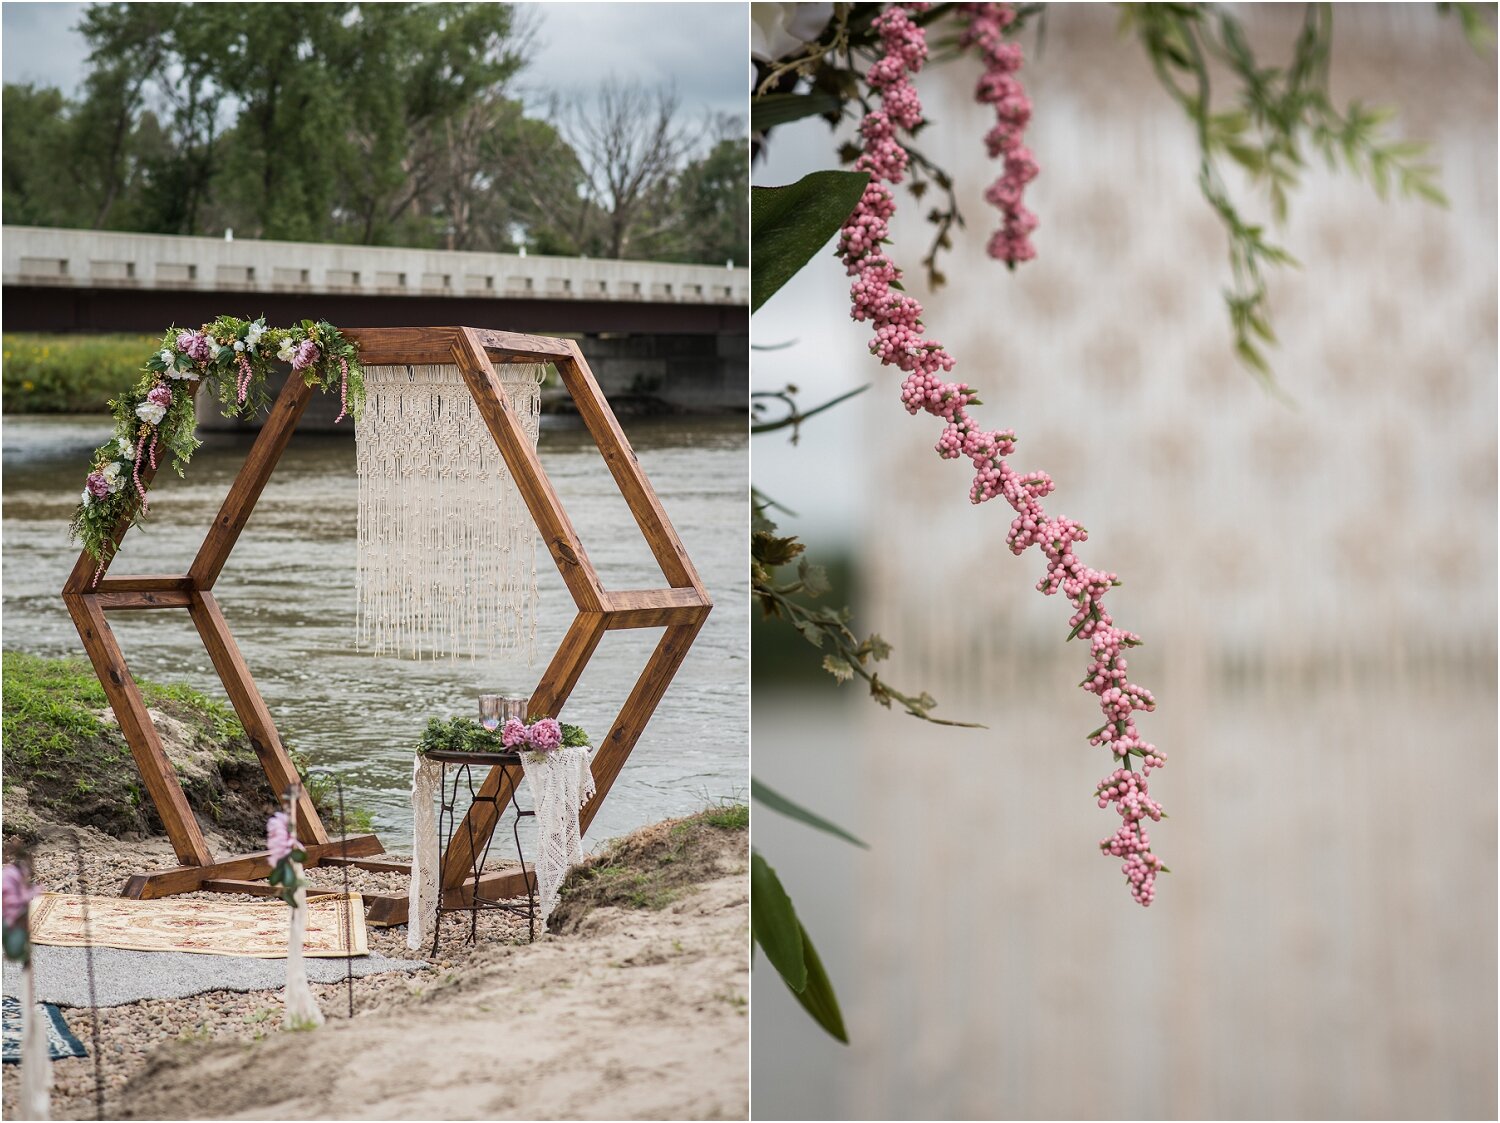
[355,363,546,661]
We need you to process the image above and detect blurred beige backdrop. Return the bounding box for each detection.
[751,4,1496,1119]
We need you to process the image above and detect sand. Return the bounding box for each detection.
[3,819,748,1121]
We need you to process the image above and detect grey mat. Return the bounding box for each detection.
[1,945,428,1008]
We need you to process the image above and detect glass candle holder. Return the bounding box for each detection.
[479,694,528,732]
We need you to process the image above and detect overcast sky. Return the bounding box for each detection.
[1,2,746,121]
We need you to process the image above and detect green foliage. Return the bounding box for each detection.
[701,801,750,832]
[2,4,746,264]
[1,334,159,413]
[751,778,867,849]
[752,493,977,727]
[750,850,847,1043]
[1125,2,1454,383]
[750,170,870,311]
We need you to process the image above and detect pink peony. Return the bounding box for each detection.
[2,864,38,928]
[526,718,562,751]
[176,331,213,364]
[85,471,111,498]
[266,811,298,863]
[501,718,528,748]
[291,339,320,372]
[146,384,173,408]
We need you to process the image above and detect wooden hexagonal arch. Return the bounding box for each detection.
[61,327,712,924]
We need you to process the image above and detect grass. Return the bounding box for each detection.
[548,803,747,931]
[1,650,372,842]
[3,333,158,413]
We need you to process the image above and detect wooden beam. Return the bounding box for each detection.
[189,371,314,589]
[93,590,192,610]
[439,611,608,887]
[64,593,214,867]
[187,589,329,845]
[363,868,535,928]
[601,588,712,629]
[555,341,708,597]
[452,327,605,612]
[581,616,709,835]
[122,834,383,899]
[94,574,193,592]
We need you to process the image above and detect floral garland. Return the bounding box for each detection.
[840,3,1167,905]
[68,317,366,576]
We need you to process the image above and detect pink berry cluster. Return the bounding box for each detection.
[959,3,1038,265]
[838,2,1166,905]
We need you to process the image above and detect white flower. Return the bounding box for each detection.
[751,3,832,62]
[245,320,266,349]
[159,349,174,366]
[233,340,246,352]
[82,487,94,506]
[100,461,124,493]
[135,401,167,426]
[117,437,135,460]
[183,367,201,382]
[276,338,298,362]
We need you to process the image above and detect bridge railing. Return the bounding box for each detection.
[3,226,748,306]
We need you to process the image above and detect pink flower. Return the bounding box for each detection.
[501,718,528,748]
[146,384,173,408]
[2,864,38,928]
[291,339,320,373]
[266,811,298,864]
[85,471,111,499]
[838,1,1163,905]
[526,718,562,751]
[176,331,213,364]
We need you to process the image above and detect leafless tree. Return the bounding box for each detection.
[560,79,705,258]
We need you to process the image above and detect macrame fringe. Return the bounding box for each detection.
[355,364,544,662]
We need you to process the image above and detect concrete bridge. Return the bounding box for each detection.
[2,226,748,416]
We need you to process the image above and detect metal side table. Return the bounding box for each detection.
[423,748,537,953]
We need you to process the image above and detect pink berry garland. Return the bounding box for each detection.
[838,2,1167,905]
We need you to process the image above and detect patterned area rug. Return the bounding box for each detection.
[2,995,87,1061]
[28,893,368,958]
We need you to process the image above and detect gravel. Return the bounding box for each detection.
[1,825,535,1121]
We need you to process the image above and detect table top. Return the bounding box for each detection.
[421,748,526,765]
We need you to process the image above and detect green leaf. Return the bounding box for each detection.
[750,171,870,311]
[752,778,869,849]
[786,918,848,1044]
[750,851,806,991]
[3,924,30,964]
[751,91,844,132]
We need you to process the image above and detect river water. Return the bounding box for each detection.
[1,414,746,852]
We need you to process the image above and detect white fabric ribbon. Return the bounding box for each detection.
[283,860,324,1029]
[406,754,443,951]
[19,962,50,1120]
[520,746,596,928]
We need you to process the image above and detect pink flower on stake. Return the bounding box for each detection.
[266,811,298,864]
[2,864,38,928]
[501,718,528,748]
[527,718,562,751]
[838,2,1165,904]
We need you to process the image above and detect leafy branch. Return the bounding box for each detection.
[751,383,871,443]
[752,494,980,727]
[1126,2,1453,383]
